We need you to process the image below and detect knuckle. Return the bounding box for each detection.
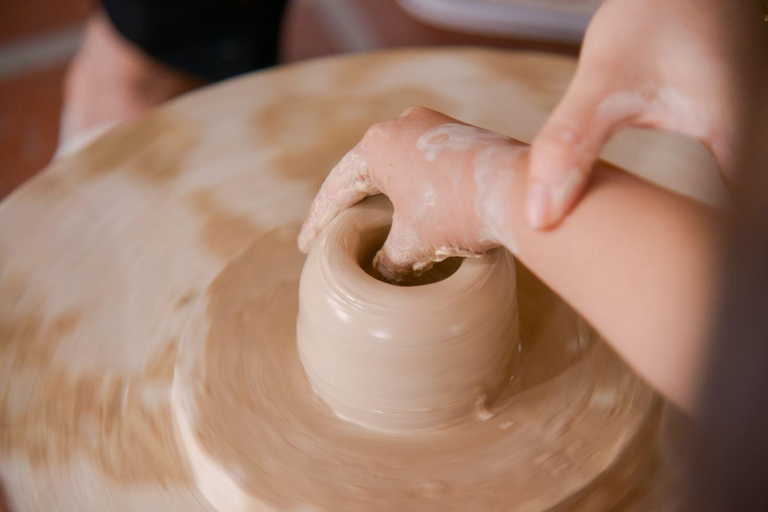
[538,122,583,149]
[397,105,432,121]
[362,121,390,143]
[533,123,588,163]
[398,105,420,119]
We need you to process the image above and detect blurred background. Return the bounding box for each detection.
[0,0,598,200]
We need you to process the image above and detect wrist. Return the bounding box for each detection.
[473,144,529,253]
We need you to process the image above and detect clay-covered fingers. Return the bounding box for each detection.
[298,149,379,253]
[298,108,443,253]
[372,213,435,282]
[373,213,488,283]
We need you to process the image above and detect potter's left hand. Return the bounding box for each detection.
[298,107,525,282]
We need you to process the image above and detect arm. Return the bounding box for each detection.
[299,107,720,414]
[509,160,719,412]
[525,0,766,228]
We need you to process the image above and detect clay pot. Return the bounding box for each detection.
[297,197,520,432]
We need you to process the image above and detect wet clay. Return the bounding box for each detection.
[172,198,659,512]
[298,197,520,432]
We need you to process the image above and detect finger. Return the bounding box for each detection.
[372,214,433,283]
[373,214,488,283]
[527,77,639,229]
[297,149,379,253]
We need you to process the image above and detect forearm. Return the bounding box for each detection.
[501,159,721,413]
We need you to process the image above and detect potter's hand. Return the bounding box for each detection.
[298,107,525,282]
[526,0,767,228]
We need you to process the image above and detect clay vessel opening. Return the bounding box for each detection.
[356,225,462,287]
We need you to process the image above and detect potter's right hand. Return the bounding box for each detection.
[298,107,526,282]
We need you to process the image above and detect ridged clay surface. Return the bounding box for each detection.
[171,198,659,511]
[297,197,520,432]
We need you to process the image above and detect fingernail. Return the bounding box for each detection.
[527,183,550,229]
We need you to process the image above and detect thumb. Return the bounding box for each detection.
[373,215,489,284]
[527,77,636,229]
[372,214,437,284]
[373,216,429,283]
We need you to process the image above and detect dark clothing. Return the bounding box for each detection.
[102,0,289,81]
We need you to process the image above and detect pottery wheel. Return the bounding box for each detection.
[0,49,723,511]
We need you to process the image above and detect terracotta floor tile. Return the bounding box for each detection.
[0,0,94,44]
[0,64,66,199]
